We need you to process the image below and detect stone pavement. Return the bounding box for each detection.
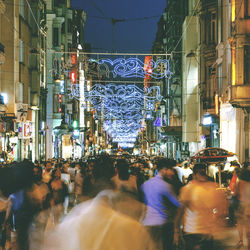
[217,226,249,250]
[6,224,249,249]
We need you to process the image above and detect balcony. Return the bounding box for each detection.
[0,42,5,65]
[231,85,250,108]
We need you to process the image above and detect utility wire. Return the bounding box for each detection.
[88,15,161,22]
[24,0,45,36]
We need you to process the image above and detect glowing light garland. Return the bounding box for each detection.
[84,84,162,112]
[89,58,171,79]
[77,83,162,146]
[118,142,135,148]
[112,137,137,143]
[65,56,172,148]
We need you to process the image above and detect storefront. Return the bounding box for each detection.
[16,121,33,161]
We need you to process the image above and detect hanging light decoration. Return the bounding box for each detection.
[65,55,172,148]
[89,57,172,79]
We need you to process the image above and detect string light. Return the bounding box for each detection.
[90,58,172,79]
[68,56,170,147]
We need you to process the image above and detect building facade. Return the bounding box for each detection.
[218,0,250,163]
[181,0,250,163]
[152,0,187,160]
[0,0,46,162]
[45,0,73,159]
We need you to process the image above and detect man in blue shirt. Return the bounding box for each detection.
[141,158,181,250]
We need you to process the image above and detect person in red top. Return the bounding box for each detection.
[235,166,250,248]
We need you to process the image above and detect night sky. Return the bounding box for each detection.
[71,0,167,53]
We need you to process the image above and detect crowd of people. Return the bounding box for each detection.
[0,155,249,250]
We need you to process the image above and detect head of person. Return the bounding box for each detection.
[156,158,176,179]
[33,165,43,183]
[51,168,61,180]
[192,163,208,179]
[116,158,130,181]
[92,155,115,182]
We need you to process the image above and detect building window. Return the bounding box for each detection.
[244,46,250,84]
[53,94,61,113]
[204,65,216,109]
[217,64,223,96]
[19,39,24,63]
[61,22,65,34]
[68,43,72,52]
[207,12,217,44]
[19,82,24,103]
[67,19,72,33]
[28,8,32,27]
[245,0,250,18]
[53,27,59,47]
[232,0,236,22]
[232,46,236,85]
[19,0,24,18]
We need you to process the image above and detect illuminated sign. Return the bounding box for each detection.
[70,71,77,83]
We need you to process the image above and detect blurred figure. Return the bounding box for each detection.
[14,163,49,250]
[165,160,183,196]
[112,158,146,222]
[49,168,68,225]
[60,165,70,215]
[43,155,156,250]
[228,165,241,226]
[174,162,184,184]
[0,188,11,250]
[235,166,250,248]
[27,166,50,250]
[113,158,137,194]
[141,158,181,250]
[42,163,52,184]
[73,163,85,205]
[174,163,228,250]
[182,162,193,184]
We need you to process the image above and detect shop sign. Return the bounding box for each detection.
[15,103,28,122]
[24,123,32,137]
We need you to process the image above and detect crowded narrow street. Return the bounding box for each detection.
[0,156,249,249]
[0,0,250,249]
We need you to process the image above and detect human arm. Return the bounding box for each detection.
[173,205,185,246]
[2,198,12,230]
[164,183,181,208]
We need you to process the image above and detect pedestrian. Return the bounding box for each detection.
[174,163,228,250]
[0,188,11,250]
[73,163,85,205]
[112,158,146,222]
[141,157,181,250]
[48,168,68,225]
[43,155,156,250]
[234,165,250,248]
[113,158,137,194]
